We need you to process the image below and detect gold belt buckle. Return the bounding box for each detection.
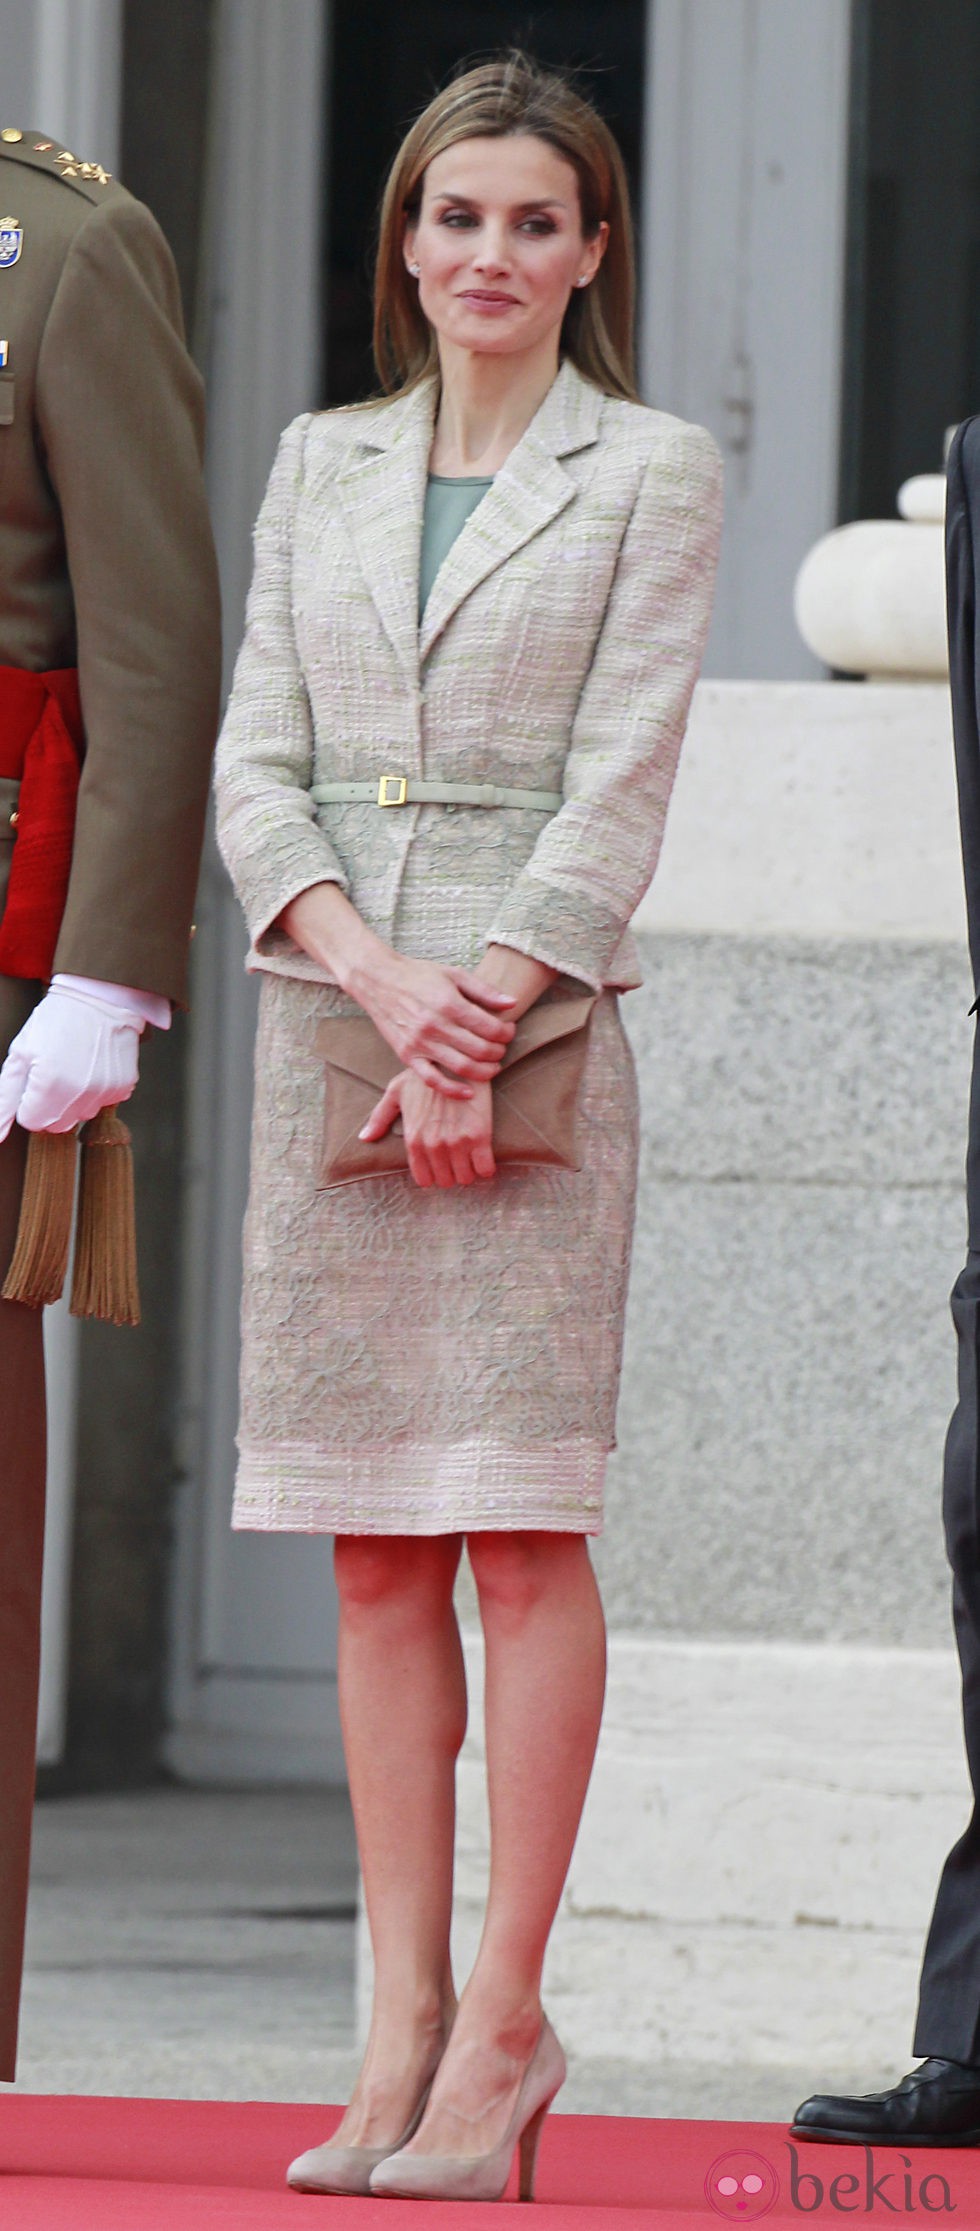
[378,774,408,807]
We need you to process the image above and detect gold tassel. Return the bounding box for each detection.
[69,1105,141,1327]
[1,1128,78,1308]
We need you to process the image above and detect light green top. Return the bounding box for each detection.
[419,473,493,620]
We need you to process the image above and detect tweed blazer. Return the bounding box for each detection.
[215,356,722,994]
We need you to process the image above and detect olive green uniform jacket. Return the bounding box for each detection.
[0,132,221,1005]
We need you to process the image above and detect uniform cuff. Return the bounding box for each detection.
[52,973,172,1031]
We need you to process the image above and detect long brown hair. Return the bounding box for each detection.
[372,50,638,402]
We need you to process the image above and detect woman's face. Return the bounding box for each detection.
[404,133,608,362]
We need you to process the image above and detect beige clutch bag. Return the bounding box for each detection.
[314,992,597,1189]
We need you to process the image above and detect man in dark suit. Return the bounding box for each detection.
[0,126,220,2079]
[794,416,980,2146]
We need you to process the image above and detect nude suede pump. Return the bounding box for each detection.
[285,2078,434,2196]
[368,2017,566,2203]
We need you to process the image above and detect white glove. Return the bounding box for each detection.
[53,974,171,1033]
[0,981,147,1141]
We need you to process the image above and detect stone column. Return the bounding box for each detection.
[642,0,852,680]
[166,0,346,1784]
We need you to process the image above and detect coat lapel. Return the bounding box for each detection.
[333,358,605,680]
[334,378,438,687]
[419,359,604,663]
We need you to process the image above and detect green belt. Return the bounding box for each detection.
[310,776,563,812]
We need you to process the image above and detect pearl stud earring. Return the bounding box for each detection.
[408,262,421,276]
[574,275,590,287]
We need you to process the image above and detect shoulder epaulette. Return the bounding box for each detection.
[0,130,116,204]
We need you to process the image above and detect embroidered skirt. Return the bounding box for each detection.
[233,972,639,1534]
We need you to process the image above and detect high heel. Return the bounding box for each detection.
[517,2095,552,2203]
[286,2074,435,2196]
[368,2015,566,2203]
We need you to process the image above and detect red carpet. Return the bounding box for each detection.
[0,2096,973,2226]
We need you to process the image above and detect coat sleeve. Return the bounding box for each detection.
[213,417,351,969]
[37,193,221,1009]
[485,418,723,990]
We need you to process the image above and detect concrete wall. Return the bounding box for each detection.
[398,679,976,2073]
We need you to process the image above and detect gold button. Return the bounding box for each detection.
[1,130,24,145]
[9,811,18,828]
[189,923,197,939]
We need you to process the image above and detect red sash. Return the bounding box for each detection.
[0,665,83,981]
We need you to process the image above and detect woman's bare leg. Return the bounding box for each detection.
[330,1530,466,2145]
[397,1529,606,2156]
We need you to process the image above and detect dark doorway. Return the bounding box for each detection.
[842,0,980,522]
[324,2,646,406]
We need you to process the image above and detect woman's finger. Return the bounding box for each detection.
[449,969,518,1012]
[427,1140,456,1189]
[448,1140,477,1187]
[445,993,515,1043]
[470,1138,497,1181]
[358,1082,400,1140]
[422,1035,504,1079]
[403,1026,500,1072]
[450,1010,515,1048]
[407,1138,433,1188]
[443,1009,514,1051]
[410,1056,473,1098]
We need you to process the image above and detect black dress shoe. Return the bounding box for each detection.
[792,2058,980,2146]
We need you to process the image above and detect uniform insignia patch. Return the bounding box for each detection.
[53,148,111,187]
[0,219,22,269]
[0,341,8,367]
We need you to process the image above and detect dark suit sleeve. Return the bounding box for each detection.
[946,420,980,1000]
[35,192,221,1007]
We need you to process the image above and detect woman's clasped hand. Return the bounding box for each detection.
[279,885,517,1099]
[278,887,518,1186]
[354,949,516,1094]
[359,1071,496,1187]
[352,948,511,1183]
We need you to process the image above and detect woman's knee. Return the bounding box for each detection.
[467,1529,590,1620]
[333,1531,461,1616]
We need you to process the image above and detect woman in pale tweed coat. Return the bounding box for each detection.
[215,51,721,2204]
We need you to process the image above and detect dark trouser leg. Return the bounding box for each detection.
[913,1246,980,2064]
[0,978,45,2081]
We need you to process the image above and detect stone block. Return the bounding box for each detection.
[600,1173,959,1645]
[636,681,963,944]
[581,929,973,1647]
[626,932,973,1189]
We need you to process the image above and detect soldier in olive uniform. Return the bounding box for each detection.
[0,129,220,2077]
